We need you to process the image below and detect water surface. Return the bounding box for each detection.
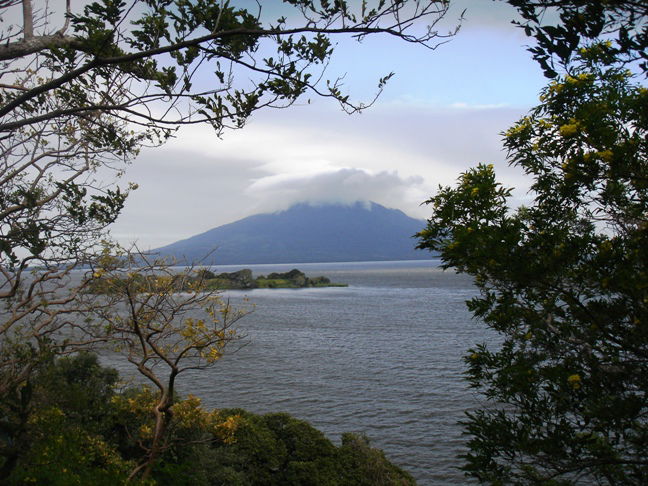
[107,260,495,485]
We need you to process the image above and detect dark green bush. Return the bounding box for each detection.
[1,354,416,485]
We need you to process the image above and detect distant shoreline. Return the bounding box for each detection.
[169,258,442,274]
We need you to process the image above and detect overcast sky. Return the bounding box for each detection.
[109,0,548,249]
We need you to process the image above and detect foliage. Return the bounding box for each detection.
[89,266,346,291]
[1,353,414,485]
[505,0,648,77]
[336,433,416,486]
[418,4,648,483]
[159,406,416,486]
[1,353,133,485]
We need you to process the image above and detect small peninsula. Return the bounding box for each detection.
[88,268,347,294]
[196,268,347,290]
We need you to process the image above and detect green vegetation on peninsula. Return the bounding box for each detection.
[198,268,348,290]
[89,268,347,294]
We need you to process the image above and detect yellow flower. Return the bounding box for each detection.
[505,118,531,138]
[207,347,222,363]
[139,424,153,438]
[538,119,553,129]
[598,149,613,162]
[567,374,581,390]
[559,122,579,137]
[216,414,244,444]
[566,73,591,84]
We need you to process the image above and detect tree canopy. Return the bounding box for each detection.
[2,352,416,485]
[418,1,647,483]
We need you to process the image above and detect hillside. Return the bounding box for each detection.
[152,201,428,265]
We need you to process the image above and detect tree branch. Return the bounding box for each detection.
[21,0,33,39]
[0,24,435,129]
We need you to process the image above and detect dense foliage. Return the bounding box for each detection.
[1,353,415,485]
[418,2,647,483]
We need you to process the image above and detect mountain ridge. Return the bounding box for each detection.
[153,201,428,265]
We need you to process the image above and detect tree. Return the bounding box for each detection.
[86,248,249,480]
[0,0,458,479]
[3,353,132,485]
[418,3,647,484]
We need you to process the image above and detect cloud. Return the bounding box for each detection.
[109,100,533,249]
[245,167,429,217]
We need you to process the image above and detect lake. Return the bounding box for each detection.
[105,259,495,485]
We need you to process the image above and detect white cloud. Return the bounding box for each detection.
[245,167,429,218]
[109,100,533,249]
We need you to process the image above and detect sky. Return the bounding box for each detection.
[108,0,549,249]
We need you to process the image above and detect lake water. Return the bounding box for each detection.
[105,259,495,485]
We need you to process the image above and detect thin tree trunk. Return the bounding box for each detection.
[140,400,173,481]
